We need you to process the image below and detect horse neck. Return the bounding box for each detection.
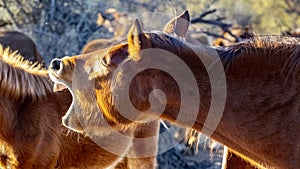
[0,97,23,140]
[0,61,52,101]
[0,56,54,139]
[0,80,54,140]
[214,47,300,168]
[133,38,300,168]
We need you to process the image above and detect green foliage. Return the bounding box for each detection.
[214,0,300,34]
[0,0,299,65]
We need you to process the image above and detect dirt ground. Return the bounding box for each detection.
[157,124,223,169]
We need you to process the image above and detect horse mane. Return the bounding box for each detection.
[219,36,300,76]
[0,45,53,101]
[143,32,300,79]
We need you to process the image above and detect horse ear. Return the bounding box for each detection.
[163,10,190,38]
[127,19,151,61]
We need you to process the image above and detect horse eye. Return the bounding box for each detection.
[100,59,109,67]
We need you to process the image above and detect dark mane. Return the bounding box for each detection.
[219,36,300,75]
[142,33,300,79]
[145,31,192,55]
[0,45,52,101]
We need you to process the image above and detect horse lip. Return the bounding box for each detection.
[48,69,60,82]
[62,114,84,133]
[53,83,67,92]
[48,70,72,91]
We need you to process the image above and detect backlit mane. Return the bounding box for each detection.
[142,33,300,78]
[219,36,300,75]
[0,45,53,101]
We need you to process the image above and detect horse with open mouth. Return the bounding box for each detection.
[0,44,158,168]
[49,11,300,169]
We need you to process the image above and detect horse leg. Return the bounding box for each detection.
[126,120,160,169]
[222,147,257,169]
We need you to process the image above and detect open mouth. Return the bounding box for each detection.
[48,59,85,132]
[48,69,84,133]
[49,69,71,92]
[61,105,85,133]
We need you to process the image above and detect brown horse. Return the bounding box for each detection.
[48,11,300,169]
[0,45,160,169]
[0,30,44,65]
[53,11,254,169]
[49,52,160,169]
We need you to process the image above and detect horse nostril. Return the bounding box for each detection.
[50,59,62,71]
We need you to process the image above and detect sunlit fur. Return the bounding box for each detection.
[133,31,300,168]
[49,54,159,169]
[48,41,160,168]
[73,32,300,169]
[124,33,300,169]
[0,46,50,101]
[0,45,133,168]
[50,12,300,169]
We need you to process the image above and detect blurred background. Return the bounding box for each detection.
[1,0,299,65]
[0,0,299,168]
